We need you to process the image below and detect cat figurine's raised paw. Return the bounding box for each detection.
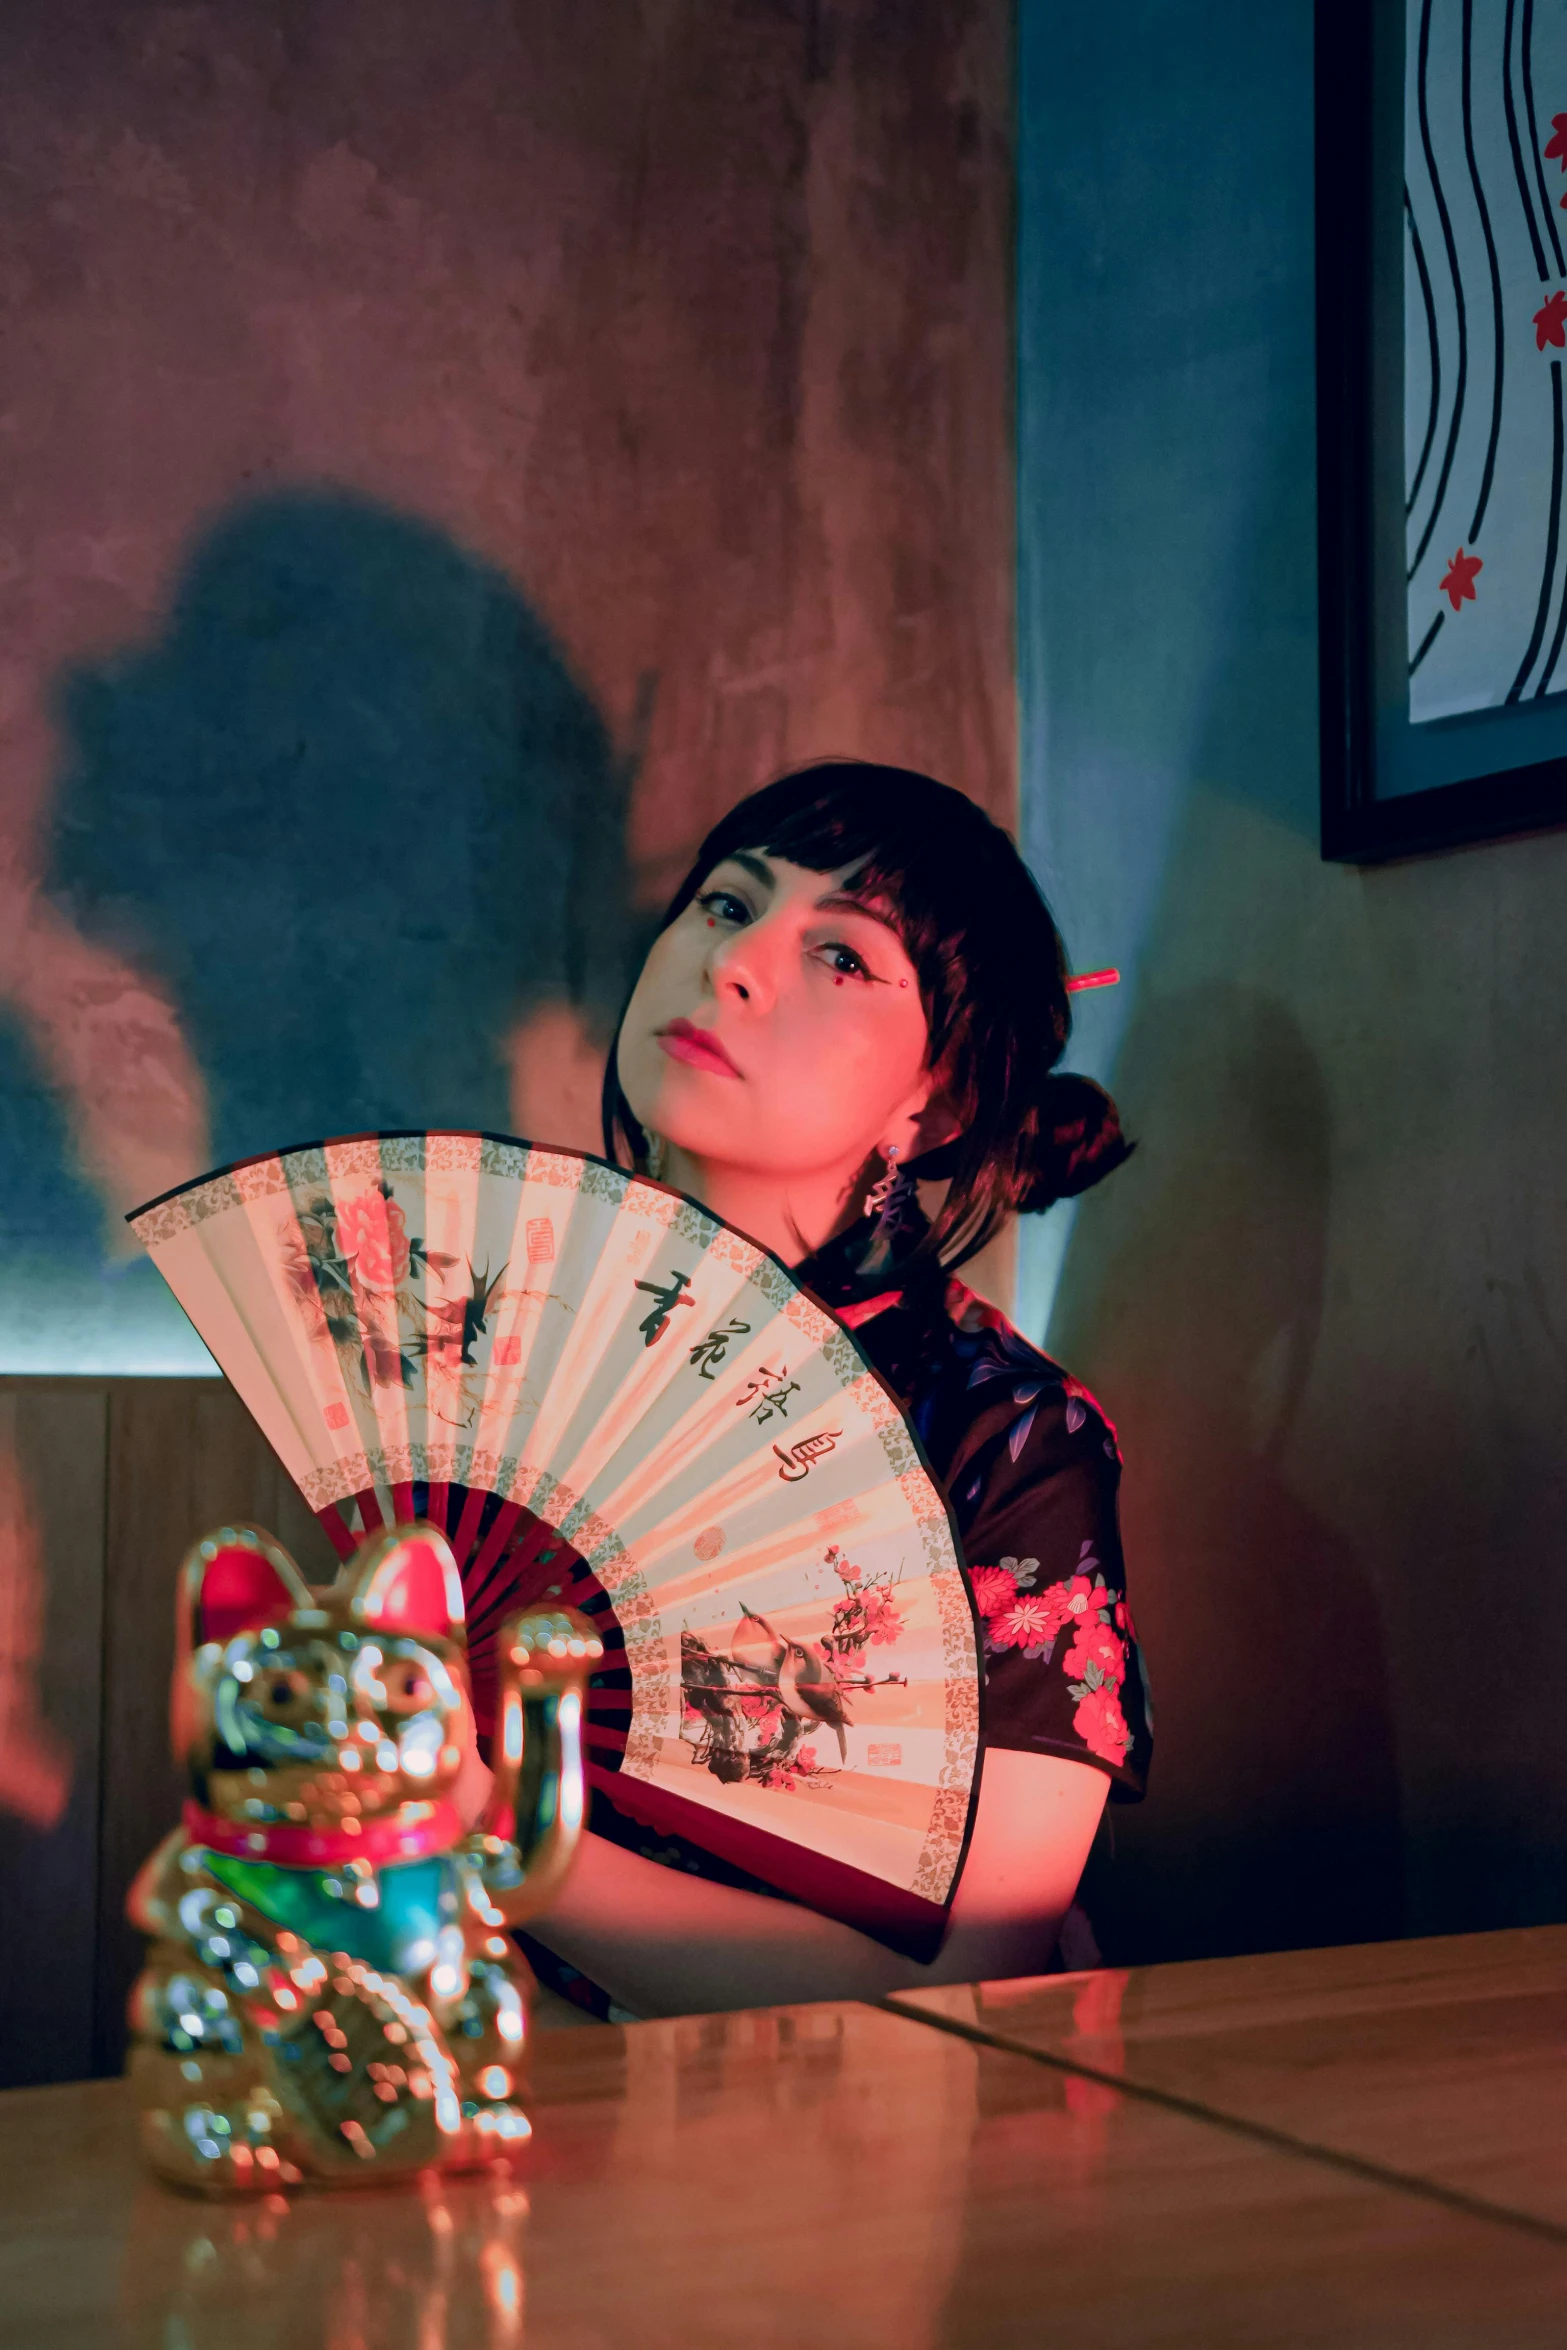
[127,1520,600,2192]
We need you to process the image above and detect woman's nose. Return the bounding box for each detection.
[710,924,774,1009]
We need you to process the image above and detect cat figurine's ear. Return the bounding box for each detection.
[184,1527,313,1646]
[347,1524,466,1645]
[172,1525,315,1763]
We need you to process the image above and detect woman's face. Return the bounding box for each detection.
[616,850,940,1197]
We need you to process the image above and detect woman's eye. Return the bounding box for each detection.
[696,889,750,926]
[818,943,871,982]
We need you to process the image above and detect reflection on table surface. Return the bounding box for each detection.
[891,1924,1567,2232]
[5,1986,1567,2349]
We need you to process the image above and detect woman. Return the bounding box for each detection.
[498,761,1149,2016]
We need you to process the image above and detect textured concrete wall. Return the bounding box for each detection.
[0,0,1013,1368]
[1020,0,1566,1962]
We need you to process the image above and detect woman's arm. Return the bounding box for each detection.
[515,1749,1108,2016]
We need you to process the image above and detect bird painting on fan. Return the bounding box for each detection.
[678,1554,910,1790]
[414,1259,511,1370]
[741,1604,852,1761]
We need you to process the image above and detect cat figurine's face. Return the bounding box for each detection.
[179,1525,470,1842]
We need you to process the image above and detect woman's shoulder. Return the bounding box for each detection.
[937,1277,1122,1470]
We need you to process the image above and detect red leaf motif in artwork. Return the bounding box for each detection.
[1438,548,1482,611]
[1546,113,1567,168]
[1535,290,1567,351]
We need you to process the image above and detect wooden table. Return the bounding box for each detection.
[891,1923,1567,2241]
[4,1940,1567,2348]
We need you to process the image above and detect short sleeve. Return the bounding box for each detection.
[958,1391,1152,1800]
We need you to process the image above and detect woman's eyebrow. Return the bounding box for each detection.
[719,849,776,892]
[814,886,902,941]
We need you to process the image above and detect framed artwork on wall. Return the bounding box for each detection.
[1318,0,1567,860]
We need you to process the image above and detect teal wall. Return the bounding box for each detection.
[1020,0,1567,1960]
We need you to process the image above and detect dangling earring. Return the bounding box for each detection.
[643,1131,667,1182]
[865,1143,916,1241]
[864,1143,900,1219]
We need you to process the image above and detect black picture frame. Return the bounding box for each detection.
[1318,0,1567,861]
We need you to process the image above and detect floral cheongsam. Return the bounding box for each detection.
[520,1215,1152,2018]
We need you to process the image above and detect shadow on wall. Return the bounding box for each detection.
[41,488,638,1187]
[1067,985,1403,1965]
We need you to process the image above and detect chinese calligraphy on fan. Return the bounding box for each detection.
[736,1366,799,1424]
[689,1317,751,1378]
[634,1270,695,1345]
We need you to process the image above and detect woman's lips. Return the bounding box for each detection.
[658,1019,741,1078]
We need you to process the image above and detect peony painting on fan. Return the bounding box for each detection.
[129,1131,980,1957]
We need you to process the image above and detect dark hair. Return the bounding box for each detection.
[602,761,1132,1271]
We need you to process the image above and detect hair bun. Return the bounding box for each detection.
[1018,1074,1134,1212]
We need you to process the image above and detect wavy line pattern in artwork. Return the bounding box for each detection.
[1533,385,1567,698]
[1502,0,1549,281]
[1461,0,1507,540]
[1407,190,1445,516]
[1522,0,1565,274]
[1506,356,1562,697]
[1410,0,1470,585]
[1405,0,1567,713]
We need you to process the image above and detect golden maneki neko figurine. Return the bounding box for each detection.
[126,1519,600,2192]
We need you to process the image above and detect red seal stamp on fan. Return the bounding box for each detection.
[867,1743,902,1768]
[526,1217,555,1263]
[324,1401,350,1432]
[493,1335,522,1367]
[693,1526,724,1562]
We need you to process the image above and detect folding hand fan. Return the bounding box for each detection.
[129,1132,980,1954]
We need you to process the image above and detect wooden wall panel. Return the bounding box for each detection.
[0,1383,107,2089]
[93,1381,338,2076]
[0,1376,340,2083]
